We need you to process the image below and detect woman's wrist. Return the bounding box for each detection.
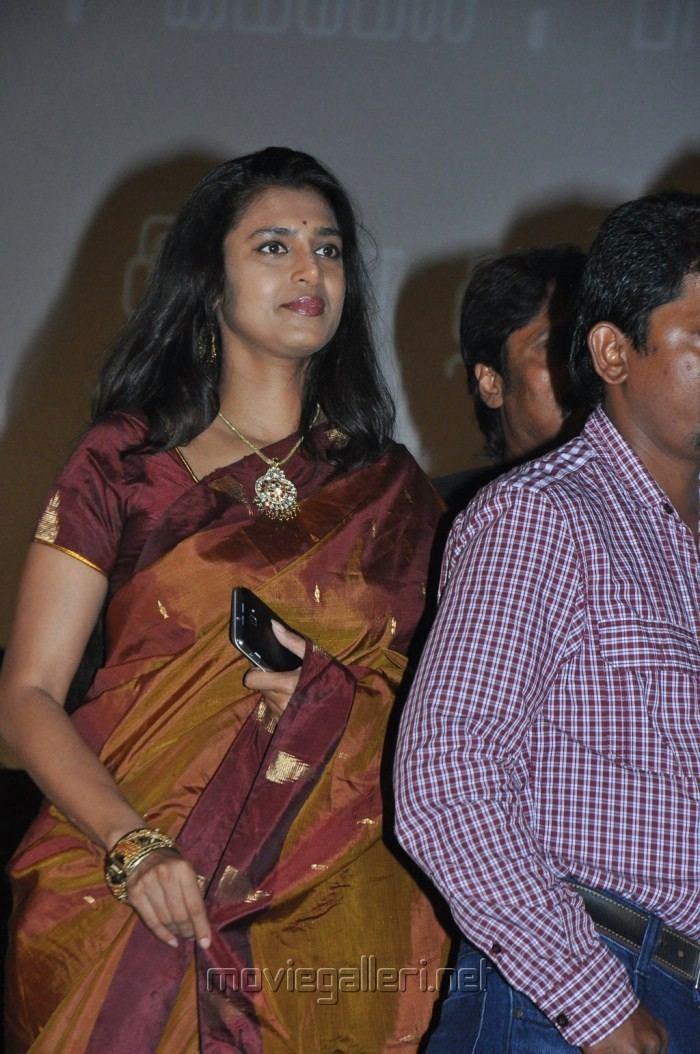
[104,827,179,901]
[101,810,151,852]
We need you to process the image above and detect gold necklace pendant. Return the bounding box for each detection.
[216,408,317,523]
[254,461,300,521]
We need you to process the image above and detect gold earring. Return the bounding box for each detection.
[197,325,218,365]
[208,326,218,364]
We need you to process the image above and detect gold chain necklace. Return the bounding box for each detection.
[217,410,304,521]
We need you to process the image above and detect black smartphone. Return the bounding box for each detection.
[230,587,302,672]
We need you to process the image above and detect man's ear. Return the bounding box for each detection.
[474,363,505,409]
[588,323,630,386]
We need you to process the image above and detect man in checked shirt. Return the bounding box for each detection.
[395,191,700,1054]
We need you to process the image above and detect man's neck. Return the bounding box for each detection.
[603,403,699,541]
[659,467,699,540]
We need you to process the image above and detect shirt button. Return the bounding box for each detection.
[555,1012,569,1028]
[490,941,502,955]
[661,501,674,515]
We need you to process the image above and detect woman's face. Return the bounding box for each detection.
[215,185,346,364]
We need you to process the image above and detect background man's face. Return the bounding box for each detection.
[498,298,570,460]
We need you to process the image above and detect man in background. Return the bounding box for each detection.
[438,245,586,511]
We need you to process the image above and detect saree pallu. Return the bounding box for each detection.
[6,442,448,1053]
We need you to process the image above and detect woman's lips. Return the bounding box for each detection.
[281,296,324,316]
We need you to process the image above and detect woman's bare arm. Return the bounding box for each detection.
[0,542,143,847]
[0,542,210,947]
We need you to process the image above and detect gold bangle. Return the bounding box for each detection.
[104,827,178,902]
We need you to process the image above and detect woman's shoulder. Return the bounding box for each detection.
[381,440,432,481]
[52,412,152,493]
[374,441,443,510]
[75,411,149,454]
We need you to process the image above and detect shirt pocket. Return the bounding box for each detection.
[597,617,700,774]
[597,617,699,674]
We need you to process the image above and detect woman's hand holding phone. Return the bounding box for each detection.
[243,621,306,719]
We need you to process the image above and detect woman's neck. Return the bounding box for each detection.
[217,358,306,447]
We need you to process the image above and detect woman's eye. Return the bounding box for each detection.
[258,241,287,255]
[315,244,342,259]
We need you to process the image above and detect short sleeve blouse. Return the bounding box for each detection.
[33,414,195,594]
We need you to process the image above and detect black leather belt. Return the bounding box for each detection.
[570,882,700,987]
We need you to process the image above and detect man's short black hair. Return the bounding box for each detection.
[570,191,700,406]
[460,246,585,459]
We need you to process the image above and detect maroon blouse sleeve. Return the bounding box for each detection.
[33,415,146,577]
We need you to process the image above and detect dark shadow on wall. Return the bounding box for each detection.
[394,195,614,479]
[393,249,479,479]
[502,199,612,256]
[394,146,700,482]
[0,150,225,654]
[647,147,700,194]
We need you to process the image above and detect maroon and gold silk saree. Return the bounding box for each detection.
[6,426,448,1053]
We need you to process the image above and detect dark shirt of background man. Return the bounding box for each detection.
[0,649,42,1023]
[436,245,587,513]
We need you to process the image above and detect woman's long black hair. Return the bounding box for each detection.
[92,147,394,469]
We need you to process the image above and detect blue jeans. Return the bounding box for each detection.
[426,904,700,1053]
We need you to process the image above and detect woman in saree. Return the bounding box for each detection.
[0,147,447,1053]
